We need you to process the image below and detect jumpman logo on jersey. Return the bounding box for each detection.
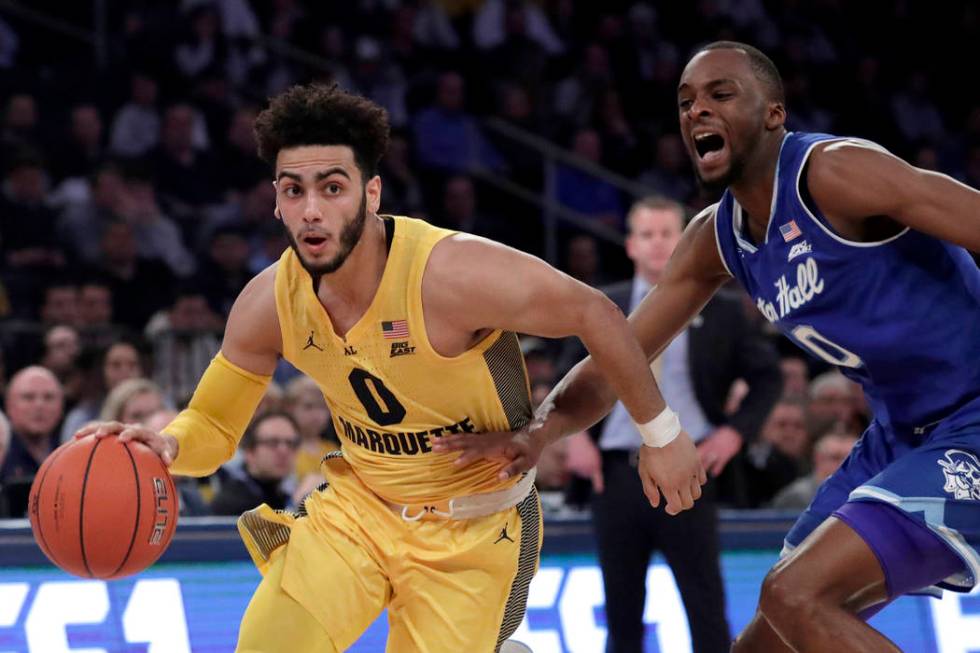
[303,331,324,351]
[494,524,515,544]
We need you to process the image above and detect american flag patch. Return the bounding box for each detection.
[779,220,802,242]
[381,320,409,339]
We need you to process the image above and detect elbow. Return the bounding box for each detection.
[577,290,628,340]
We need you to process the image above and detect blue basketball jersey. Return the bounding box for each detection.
[714,131,980,439]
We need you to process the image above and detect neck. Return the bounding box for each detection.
[729,129,785,239]
[20,432,52,464]
[316,215,387,308]
[639,269,661,286]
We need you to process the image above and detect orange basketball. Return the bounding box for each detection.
[28,435,178,579]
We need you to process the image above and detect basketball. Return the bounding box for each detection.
[28,435,178,580]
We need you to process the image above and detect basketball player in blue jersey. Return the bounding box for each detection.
[436,42,980,652]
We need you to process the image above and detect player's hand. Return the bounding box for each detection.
[697,425,743,477]
[74,421,178,467]
[431,429,543,480]
[638,430,706,515]
[565,431,604,493]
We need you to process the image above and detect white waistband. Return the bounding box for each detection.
[387,468,537,521]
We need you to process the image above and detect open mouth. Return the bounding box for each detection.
[301,233,330,253]
[694,132,726,160]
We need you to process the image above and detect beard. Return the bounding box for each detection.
[693,152,747,195]
[283,191,367,277]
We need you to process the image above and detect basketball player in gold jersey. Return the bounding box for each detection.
[76,84,704,652]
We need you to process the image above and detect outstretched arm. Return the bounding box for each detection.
[531,210,731,446]
[431,213,729,512]
[808,140,980,251]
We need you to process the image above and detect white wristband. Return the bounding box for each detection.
[635,407,682,448]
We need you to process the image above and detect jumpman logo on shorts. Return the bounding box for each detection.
[303,331,324,351]
[494,524,515,544]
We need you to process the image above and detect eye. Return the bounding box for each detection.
[326,183,342,194]
[713,91,733,101]
[678,99,693,110]
[283,185,302,198]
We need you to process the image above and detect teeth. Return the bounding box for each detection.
[694,133,717,141]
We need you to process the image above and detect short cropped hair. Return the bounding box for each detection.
[695,41,784,104]
[254,84,390,179]
[626,195,687,233]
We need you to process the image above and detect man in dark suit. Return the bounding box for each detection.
[560,196,782,653]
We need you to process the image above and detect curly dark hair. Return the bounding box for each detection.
[254,84,390,179]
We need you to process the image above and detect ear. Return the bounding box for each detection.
[765,101,786,131]
[272,181,282,221]
[624,233,637,262]
[365,175,382,215]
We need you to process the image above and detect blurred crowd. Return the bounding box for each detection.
[1,0,979,519]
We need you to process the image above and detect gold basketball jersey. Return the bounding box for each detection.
[274,216,532,504]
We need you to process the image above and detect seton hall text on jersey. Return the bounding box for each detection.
[756,257,825,322]
[335,413,477,456]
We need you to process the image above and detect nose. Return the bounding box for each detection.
[301,195,323,223]
[687,95,712,121]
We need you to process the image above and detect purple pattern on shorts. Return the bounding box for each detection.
[834,501,963,599]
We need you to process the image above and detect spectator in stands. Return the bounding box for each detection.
[348,36,408,128]
[378,133,423,217]
[593,90,639,176]
[0,93,40,157]
[195,224,252,317]
[284,376,336,481]
[553,44,613,129]
[60,337,146,441]
[99,377,166,425]
[210,411,301,516]
[219,107,268,194]
[51,103,104,182]
[146,284,221,406]
[807,370,863,435]
[562,234,604,287]
[555,129,623,227]
[57,162,127,266]
[109,73,160,158]
[117,163,196,278]
[779,355,810,401]
[89,219,174,329]
[770,431,859,510]
[479,0,551,90]
[0,366,63,517]
[637,133,696,203]
[174,4,227,83]
[77,275,114,331]
[560,196,782,652]
[0,150,64,272]
[412,71,501,175]
[38,280,80,327]
[743,398,811,507]
[151,103,218,211]
[41,324,82,405]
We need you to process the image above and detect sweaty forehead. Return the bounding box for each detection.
[679,49,756,91]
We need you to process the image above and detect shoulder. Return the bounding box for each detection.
[426,232,523,283]
[235,263,279,313]
[225,263,282,355]
[807,138,893,188]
